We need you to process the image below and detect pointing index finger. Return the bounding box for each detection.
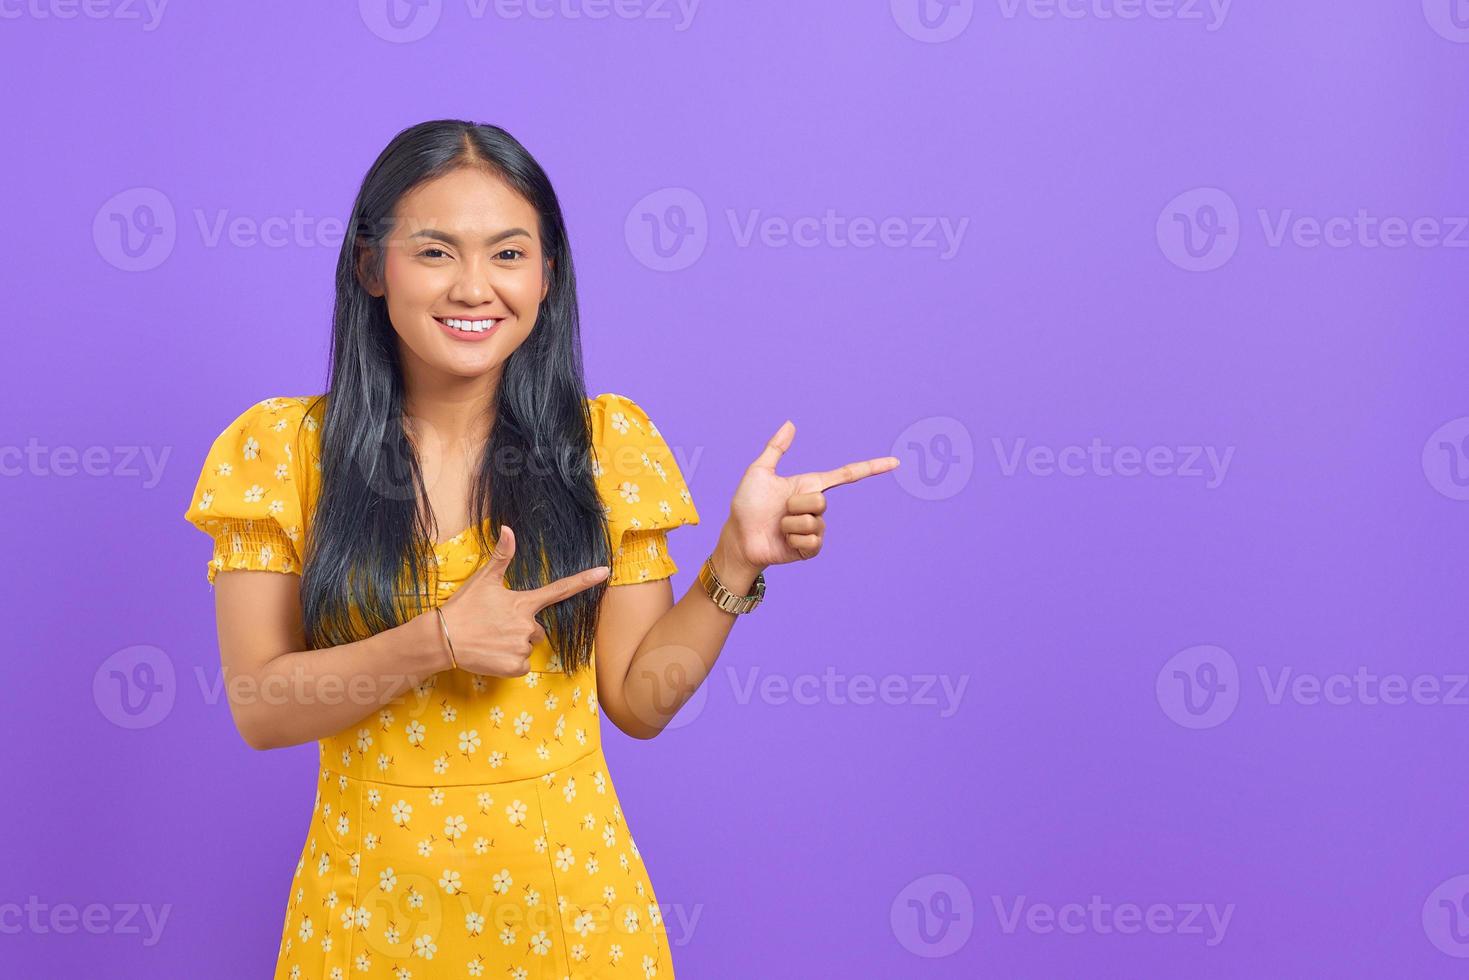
[524,565,611,611]
[815,455,901,492]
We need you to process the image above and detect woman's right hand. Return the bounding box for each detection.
[432,525,610,677]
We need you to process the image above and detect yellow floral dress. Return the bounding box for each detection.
[183,392,700,980]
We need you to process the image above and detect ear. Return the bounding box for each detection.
[356,240,383,297]
[541,258,554,302]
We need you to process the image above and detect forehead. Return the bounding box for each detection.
[393,167,539,236]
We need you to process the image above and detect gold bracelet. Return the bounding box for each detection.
[433,605,460,670]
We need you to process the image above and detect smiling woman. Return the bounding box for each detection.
[181,118,896,980]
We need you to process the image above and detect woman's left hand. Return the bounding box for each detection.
[719,419,900,571]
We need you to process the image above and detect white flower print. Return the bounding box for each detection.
[391,801,412,827]
[465,911,485,936]
[492,869,513,895]
[459,729,480,756]
[618,481,641,504]
[378,867,397,892]
[514,711,533,737]
[443,814,466,843]
[554,845,574,871]
[243,435,261,460]
[573,912,595,937]
[609,411,631,435]
[529,930,552,955]
[244,484,265,503]
[439,869,462,895]
[405,721,426,747]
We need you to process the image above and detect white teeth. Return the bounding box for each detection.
[442,318,498,333]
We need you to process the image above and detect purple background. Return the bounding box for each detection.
[4,0,1468,976]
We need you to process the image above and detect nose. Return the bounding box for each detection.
[447,255,496,306]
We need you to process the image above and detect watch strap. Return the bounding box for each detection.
[698,556,765,614]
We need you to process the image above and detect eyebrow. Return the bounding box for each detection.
[407,227,534,245]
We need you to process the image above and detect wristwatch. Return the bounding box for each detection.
[698,555,766,614]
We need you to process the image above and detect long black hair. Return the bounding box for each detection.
[299,119,612,673]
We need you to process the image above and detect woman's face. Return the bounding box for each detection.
[361,166,550,380]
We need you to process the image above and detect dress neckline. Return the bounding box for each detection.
[432,517,495,553]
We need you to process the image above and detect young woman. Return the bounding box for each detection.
[183,119,898,979]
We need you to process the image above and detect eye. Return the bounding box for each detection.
[419,247,449,259]
[495,247,528,261]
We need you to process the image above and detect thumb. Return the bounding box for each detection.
[485,524,516,577]
[752,419,795,471]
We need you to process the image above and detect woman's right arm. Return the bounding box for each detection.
[213,569,449,750]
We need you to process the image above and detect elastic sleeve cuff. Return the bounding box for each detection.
[206,518,302,585]
[609,528,679,586]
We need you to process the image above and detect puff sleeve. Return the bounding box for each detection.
[182,396,313,586]
[590,392,701,585]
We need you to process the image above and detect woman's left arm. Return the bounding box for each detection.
[594,419,899,739]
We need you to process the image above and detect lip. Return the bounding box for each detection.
[435,316,503,342]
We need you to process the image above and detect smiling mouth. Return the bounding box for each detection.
[435,316,502,334]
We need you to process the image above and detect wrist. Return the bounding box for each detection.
[408,606,455,674]
[711,527,764,595]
